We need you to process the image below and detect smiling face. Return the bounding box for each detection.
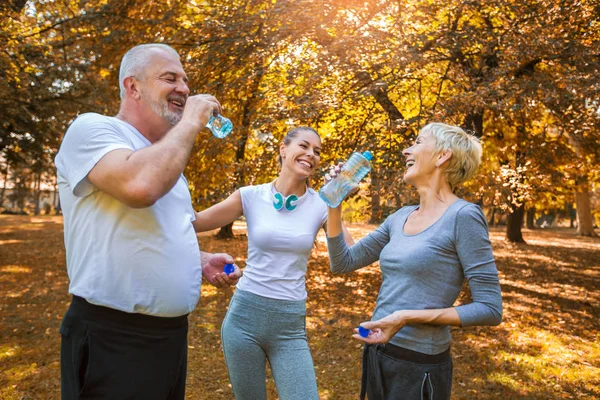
[137,49,190,126]
[402,129,438,186]
[280,129,322,179]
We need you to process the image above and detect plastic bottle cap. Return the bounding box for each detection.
[224,263,235,275]
[362,151,373,161]
[358,326,370,338]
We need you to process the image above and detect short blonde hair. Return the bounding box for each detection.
[423,122,482,189]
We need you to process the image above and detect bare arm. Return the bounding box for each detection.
[326,204,344,238]
[323,206,354,245]
[354,308,462,344]
[193,190,243,232]
[88,95,219,208]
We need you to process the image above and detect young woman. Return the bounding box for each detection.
[326,123,503,400]
[193,126,352,400]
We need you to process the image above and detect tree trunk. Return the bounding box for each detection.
[574,185,597,237]
[369,169,381,224]
[506,203,526,243]
[16,177,25,212]
[526,208,536,229]
[488,208,496,227]
[53,181,59,214]
[216,222,234,239]
[34,173,41,215]
[505,122,529,243]
[568,203,576,228]
[0,162,7,208]
[566,131,597,236]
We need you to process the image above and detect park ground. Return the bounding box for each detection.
[0,215,599,399]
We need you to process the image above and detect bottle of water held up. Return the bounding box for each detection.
[207,114,233,138]
[319,151,373,208]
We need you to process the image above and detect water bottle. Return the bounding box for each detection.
[207,114,233,138]
[223,263,235,275]
[319,151,373,208]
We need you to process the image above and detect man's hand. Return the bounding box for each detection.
[201,252,242,288]
[180,94,222,133]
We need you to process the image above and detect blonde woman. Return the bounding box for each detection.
[326,123,503,400]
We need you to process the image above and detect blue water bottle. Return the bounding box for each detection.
[207,114,233,138]
[319,151,373,208]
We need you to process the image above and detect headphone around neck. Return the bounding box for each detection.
[273,192,299,211]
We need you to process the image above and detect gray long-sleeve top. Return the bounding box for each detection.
[327,199,502,355]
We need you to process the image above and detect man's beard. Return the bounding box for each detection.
[142,89,183,126]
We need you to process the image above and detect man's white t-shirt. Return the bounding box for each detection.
[237,182,328,301]
[55,113,202,317]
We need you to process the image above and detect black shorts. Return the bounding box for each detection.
[60,296,188,400]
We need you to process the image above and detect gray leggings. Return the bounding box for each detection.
[221,289,319,400]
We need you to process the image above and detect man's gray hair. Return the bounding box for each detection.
[118,44,180,99]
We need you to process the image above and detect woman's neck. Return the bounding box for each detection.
[274,171,307,197]
[415,180,457,214]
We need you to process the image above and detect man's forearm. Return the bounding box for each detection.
[124,120,200,200]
